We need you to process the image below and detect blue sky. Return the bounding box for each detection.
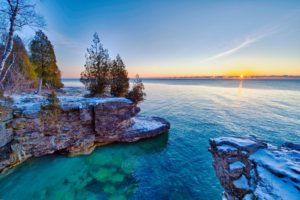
[21,0,300,77]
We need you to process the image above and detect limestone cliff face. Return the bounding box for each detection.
[0,95,170,173]
[209,136,300,200]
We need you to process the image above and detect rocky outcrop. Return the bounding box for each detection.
[209,136,300,200]
[0,94,170,173]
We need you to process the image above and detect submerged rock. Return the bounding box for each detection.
[209,136,300,200]
[0,94,170,173]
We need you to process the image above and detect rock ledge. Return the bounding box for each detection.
[0,94,170,173]
[209,136,300,200]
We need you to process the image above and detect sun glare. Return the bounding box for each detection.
[240,74,244,79]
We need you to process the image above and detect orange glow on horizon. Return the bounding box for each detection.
[61,65,300,78]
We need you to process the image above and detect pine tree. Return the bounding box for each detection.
[30,30,63,93]
[126,74,146,104]
[80,32,110,96]
[110,54,129,97]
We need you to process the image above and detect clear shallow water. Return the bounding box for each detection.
[1,79,300,200]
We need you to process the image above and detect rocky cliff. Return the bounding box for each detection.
[0,94,170,173]
[209,136,300,200]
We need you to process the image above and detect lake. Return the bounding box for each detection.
[0,79,299,200]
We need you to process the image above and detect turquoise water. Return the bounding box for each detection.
[1,79,300,200]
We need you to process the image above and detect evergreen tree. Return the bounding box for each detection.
[30,30,63,93]
[110,54,129,97]
[80,32,110,96]
[126,74,146,104]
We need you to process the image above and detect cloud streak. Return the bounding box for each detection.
[199,29,278,63]
[46,30,84,49]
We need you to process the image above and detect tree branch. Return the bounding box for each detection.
[0,53,16,84]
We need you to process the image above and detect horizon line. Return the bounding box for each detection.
[62,75,300,80]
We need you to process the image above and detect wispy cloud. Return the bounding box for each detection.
[45,30,83,49]
[199,29,278,63]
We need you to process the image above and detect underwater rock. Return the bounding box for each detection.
[209,136,300,200]
[110,173,125,183]
[91,168,116,182]
[0,94,170,173]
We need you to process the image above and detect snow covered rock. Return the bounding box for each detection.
[209,136,300,200]
[120,116,171,142]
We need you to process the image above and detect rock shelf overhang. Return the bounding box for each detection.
[0,94,170,173]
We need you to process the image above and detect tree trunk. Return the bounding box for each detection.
[0,13,16,74]
[37,78,43,94]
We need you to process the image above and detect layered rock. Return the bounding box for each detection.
[209,136,300,200]
[0,94,170,173]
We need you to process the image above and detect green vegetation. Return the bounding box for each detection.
[0,0,44,91]
[45,91,60,110]
[0,31,62,93]
[0,1,62,94]
[12,36,37,84]
[30,30,63,93]
[110,55,129,97]
[126,75,146,104]
[80,33,110,96]
[81,32,145,102]
[0,36,38,92]
[0,93,13,119]
[1,0,144,100]
[41,91,61,118]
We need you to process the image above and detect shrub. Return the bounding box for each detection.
[126,75,146,104]
[46,91,60,109]
[41,91,60,118]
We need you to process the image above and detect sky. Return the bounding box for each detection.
[20,0,300,78]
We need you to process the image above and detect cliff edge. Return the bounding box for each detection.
[0,94,170,173]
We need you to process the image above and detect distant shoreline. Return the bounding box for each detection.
[62,76,300,80]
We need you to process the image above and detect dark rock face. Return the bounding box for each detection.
[209,136,300,200]
[0,96,170,173]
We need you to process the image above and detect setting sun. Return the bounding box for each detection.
[240,74,244,79]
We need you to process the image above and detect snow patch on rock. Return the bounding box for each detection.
[214,137,258,149]
[255,166,299,200]
[229,161,245,171]
[11,94,133,114]
[209,136,300,200]
[233,175,250,190]
[132,116,165,131]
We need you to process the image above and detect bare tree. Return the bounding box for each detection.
[0,0,44,88]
